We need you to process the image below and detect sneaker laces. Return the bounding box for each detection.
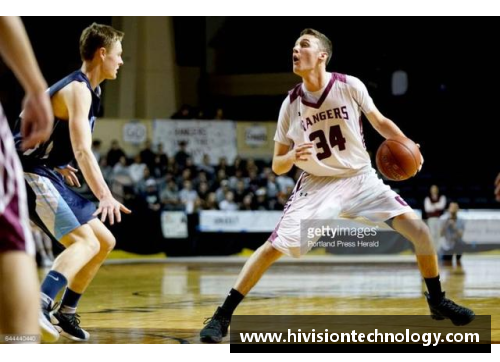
[439,298,466,314]
[63,312,82,327]
[203,313,230,328]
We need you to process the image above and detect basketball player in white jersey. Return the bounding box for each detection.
[200,28,475,343]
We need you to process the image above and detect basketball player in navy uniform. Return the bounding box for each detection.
[14,23,130,341]
[200,29,475,343]
[0,16,57,343]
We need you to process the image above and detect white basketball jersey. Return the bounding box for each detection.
[274,73,376,177]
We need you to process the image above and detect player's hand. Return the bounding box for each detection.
[495,172,500,202]
[93,196,132,225]
[416,143,424,172]
[55,165,81,187]
[290,142,314,162]
[20,90,53,150]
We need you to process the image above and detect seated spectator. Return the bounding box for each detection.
[128,154,147,184]
[140,139,156,172]
[107,139,126,167]
[266,173,279,199]
[240,194,255,211]
[197,181,211,201]
[160,179,181,210]
[141,179,161,212]
[202,192,219,210]
[229,168,247,190]
[255,188,269,210]
[215,180,231,203]
[233,180,249,205]
[179,180,199,214]
[277,173,295,193]
[214,107,225,120]
[174,140,190,169]
[219,191,239,211]
[198,154,215,179]
[92,139,102,163]
[171,104,192,119]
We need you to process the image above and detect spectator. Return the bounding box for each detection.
[128,154,147,184]
[255,188,269,210]
[107,139,126,167]
[174,140,190,169]
[424,185,447,251]
[229,168,247,190]
[160,179,181,210]
[92,139,102,163]
[495,173,500,201]
[277,173,295,193]
[440,202,465,266]
[152,154,168,178]
[197,181,210,201]
[171,104,192,119]
[240,194,255,211]
[233,180,249,205]
[179,180,199,214]
[214,107,225,120]
[140,139,156,171]
[203,192,219,210]
[215,180,231,203]
[219,191,238,211]
[198,154,215,179]
[141,179,161,212]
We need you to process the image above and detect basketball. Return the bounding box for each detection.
[376,137,422,181]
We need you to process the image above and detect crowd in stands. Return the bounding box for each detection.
[88,139,300,214]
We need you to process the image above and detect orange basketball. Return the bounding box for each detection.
[375,137,422,181]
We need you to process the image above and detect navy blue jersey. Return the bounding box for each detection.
[14,70,101,169]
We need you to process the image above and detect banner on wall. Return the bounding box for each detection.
[199,210,283,233]
[153,120,237,165]
[123,120,147,145]
[244,125,268,147]
[161,211,189,238]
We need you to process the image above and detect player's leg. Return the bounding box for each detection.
[392,212,474,325]
[392,212,438,278]
[63,219,115,295]
[200,241,283,343]
[345,171,474,326]
[43,224,104,341]
[52,218,115,340]
[0,123,59,343]
[200,172,319,343]
[39,224,100,341]
[0,251,39,340]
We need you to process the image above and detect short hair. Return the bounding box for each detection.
[80,23,124,61]
[300,28,332,65]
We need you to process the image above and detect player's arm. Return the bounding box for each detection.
[365,107,406,140]
[272,141,313,175]
[0,16,53,149]
[63,82,131,224]
[366,106,424,171]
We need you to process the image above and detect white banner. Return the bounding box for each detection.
[455,210,500,244]
[199,210,282,233]
[153,120,237,165]
[123,121,147,145]
[245,125,268,147]
[161,211,188,238]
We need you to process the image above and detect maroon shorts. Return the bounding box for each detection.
[0,104,33,255]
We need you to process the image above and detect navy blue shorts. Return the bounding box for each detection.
[23,165,96,242]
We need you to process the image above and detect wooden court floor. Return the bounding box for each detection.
[39,256,500,344]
